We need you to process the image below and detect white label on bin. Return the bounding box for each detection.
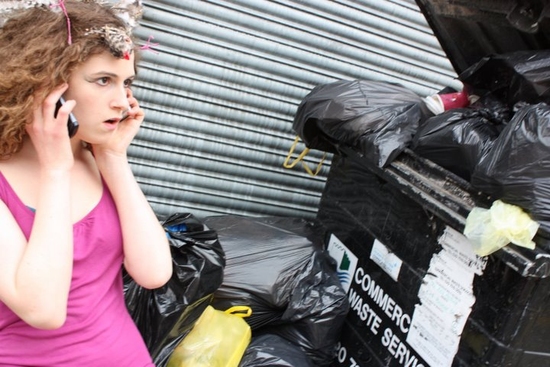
[327,234,358,293]
[370,239,402,281]
[406,226,482,367]
[437,226,487,275]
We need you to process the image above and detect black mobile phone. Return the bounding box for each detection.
[54,96,79,138]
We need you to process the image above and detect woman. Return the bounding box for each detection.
[0,1,172,366]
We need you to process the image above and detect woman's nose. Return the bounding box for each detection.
[111,86,130,110]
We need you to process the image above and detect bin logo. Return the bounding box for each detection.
[327,234,358,293]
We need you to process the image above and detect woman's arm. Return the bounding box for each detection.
[95,152,172,289]
[0,88,75,330]
[93,90,172,289]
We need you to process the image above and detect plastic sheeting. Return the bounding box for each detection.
[459,50,550,108]
[471,103,550,233]
[412,106,502,180]
[203,215,349,367]
[239,334,314,367]
[293,79,429,167]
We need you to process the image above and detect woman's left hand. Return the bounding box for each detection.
[92,88,144,158]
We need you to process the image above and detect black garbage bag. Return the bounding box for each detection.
[203,215,349,367]
[124,213,226,367]
[468,92,514,124]
[459,50,550,108]
[412,107,503,181]
[293,79,429,167]
[239,334,315,367]
[471,103,550,233]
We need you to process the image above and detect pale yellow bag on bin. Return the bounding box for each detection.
[166,305,252,367]
[464,199,539,256]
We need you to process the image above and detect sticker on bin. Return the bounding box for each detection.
[407,226,483,367]
[438,226,487,275]
[370,239,403,281]
[327,234,358,293]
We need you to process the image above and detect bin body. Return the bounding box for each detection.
[318,152,550,367]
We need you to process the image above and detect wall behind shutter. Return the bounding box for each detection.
[129,0,458,220]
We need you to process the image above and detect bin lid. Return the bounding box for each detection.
[415,0,550,74]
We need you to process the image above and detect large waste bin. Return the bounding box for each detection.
[317,147,550,367]
[312,2,550,366]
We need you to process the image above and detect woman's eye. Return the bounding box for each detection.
[97,77,110,86]
[124,79,134,88]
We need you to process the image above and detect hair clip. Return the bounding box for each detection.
[85,25,134,59]
[0,0,144,58]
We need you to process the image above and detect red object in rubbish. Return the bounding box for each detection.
[424,89,471,114]
[439,91,470,110]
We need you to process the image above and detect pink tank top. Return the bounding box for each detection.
[0,172,154,367]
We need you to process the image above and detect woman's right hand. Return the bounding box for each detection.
[26,84,76,171]
[1,84,77,329]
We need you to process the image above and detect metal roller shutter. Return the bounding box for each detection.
[130,0,458,220]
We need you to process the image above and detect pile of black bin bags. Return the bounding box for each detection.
[123,213,350,367]
[293,49,550,237]
[123,213,225,367]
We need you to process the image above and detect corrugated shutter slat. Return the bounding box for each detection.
[129,0,457,219]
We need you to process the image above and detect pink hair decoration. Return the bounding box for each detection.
[50,0,72,44]
[140,35,159,54]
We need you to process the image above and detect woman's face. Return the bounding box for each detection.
[64,51,136,144]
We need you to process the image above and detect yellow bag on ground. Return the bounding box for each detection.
[166,305,252,367]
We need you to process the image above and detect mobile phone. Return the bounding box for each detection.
[54,96,79,138]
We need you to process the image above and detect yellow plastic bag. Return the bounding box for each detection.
[166,305,252,367]
[464,200,539,256]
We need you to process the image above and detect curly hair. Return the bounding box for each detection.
[0,1,141,158]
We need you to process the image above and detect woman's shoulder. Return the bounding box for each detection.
[0,167,14,197]
[0,158,40,205]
